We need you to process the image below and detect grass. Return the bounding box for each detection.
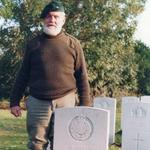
[0,109,121,150]
[0,109,28,150]
[109,104,121,150]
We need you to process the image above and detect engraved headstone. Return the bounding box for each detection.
[121,96,139,128]
[121,97,150,150]
[53,107,110,150]
[94,97,116,144]
[122,131,150,150]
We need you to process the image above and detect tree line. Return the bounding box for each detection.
[0,0,150,100]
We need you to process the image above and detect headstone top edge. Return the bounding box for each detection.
[94,96,116,100]
[55,106,110,113]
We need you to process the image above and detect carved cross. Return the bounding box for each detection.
[133,133,144,150]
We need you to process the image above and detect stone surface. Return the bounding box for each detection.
[122,96,139,103]
[121,96,139,128]
[141,96,150,103]
[53,106,110,150]
[122,131,150,150]
[122,97,150,150]
[94,97,116,144]
[122,98,150,130]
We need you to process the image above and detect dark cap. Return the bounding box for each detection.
[40,1,65,19]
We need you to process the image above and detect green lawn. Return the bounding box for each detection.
[0,109,121,150]
[0,110,28,150]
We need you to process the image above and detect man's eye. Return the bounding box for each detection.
[54,16,59,19]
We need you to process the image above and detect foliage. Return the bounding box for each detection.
[135,41,150,95]
[0,0,49,99]
[0,98,26,109]
[63,0,145,96]
[0,50,21,98]
[0,0,146,99]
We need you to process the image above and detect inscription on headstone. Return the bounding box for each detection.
[122,131,150,150]
[122,96,150,150]
[69,115,93,141]
[53,107,110,150]
[131,106,147,118]
[133,133,144,150]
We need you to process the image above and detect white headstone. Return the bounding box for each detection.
[122,97,150,150]
[122,96,139,103]
[121,96,139,128]
[141,96,150,103]
[53,107,110,150]
[122,131,150,150]
[94,97,116,144]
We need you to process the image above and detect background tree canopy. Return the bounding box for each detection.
[135,41,150,95]
[0,0,149,100]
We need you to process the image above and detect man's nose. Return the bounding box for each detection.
[50,16,55,22]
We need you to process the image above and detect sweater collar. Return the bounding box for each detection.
[42,30,64,39]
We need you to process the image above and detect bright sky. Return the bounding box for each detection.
[134,0,150,47]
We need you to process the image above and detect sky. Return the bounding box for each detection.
[134,0,150,47]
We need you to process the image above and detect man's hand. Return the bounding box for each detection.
[10,106,22,117]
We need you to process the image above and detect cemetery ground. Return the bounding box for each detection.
[0,107,121,150]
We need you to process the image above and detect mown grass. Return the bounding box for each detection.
[0,109,121,150]
[0,110,28,150]
[109,104,121,150]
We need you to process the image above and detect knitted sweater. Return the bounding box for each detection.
[10,31,91,107]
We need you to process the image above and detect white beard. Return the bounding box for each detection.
[43,25,62,36]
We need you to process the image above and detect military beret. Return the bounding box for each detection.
[40,1,65,19]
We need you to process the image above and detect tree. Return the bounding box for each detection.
[135,41,150,95]
[0,0,146,99]
[64,0,145,96]
[0,0,50,99]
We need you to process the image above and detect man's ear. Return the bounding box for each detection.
[62,16,66,25]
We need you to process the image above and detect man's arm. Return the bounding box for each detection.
[11,106,22,117]
[10,45,30,116]
[74,41,93,106]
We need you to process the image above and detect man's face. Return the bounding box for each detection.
[43,11,65,36]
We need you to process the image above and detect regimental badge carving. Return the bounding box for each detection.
[69,116,93,141]
[131,106,147,118]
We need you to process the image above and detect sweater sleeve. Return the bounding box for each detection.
[74,41,93,106]
[10,45,30,107]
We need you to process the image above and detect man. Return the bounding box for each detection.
[10,1,92,150]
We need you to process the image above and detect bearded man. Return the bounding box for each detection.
[10,1,92,150]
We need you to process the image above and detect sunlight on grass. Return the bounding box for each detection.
[0,110,28,150]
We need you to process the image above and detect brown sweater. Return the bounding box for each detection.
[10,31,92,107]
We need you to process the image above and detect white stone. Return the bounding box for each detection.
[141,96,150,103]
[122,96,139,103]
[94,97,116,144]
[121,96,139,128]
[122,131,150,150]
[121,100,150,130]
[53,107,110,150]
[122,97,150,150]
